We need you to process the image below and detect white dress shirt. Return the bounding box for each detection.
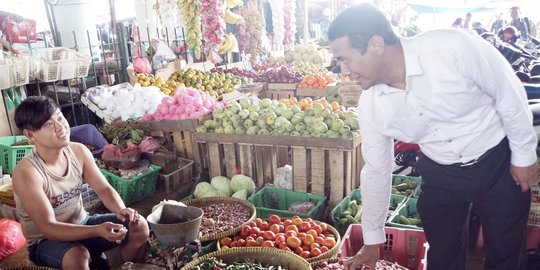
[358,29,538,245]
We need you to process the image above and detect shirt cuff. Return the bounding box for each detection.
[511,150,537,167]
[362,226,386,245]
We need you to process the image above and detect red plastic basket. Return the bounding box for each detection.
[337,224,427,270]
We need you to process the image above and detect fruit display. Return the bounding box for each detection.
[193,258,287,270]
[217,34,238,55]
[283,44,332,65]
[283,0,296,48]
[236,23,249,53]
[219,215,338,260]
[200,0,226,63]
[155,0,181,31]
[391,176,419,197]
[198,202,253,235]
[252,62,283,73]
[255,66,303,83]
[238,2,264,65]
[314,260,409,270]
[292,62,329,75]
[193,175,256,200]
[196,97,359,138]
[136,74,181,96]
[178,0,202,60]
[298,73,336,89]
[168,68,246,98]
[141,86,221,121]
[211,67,257,80]
[224,8,246,24]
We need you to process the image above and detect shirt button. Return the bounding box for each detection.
[419,112,423,116]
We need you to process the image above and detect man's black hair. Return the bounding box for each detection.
[15,96,59,131]
[327,4,398,54]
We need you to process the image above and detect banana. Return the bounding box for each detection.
[224,8,245,24]
[218,35,232,54]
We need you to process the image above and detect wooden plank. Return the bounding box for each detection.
[351,148,357,192]
[172,131,186,158]
[223,143,237,178]
[192,132,359,150]
[344,151,353,195]
[276,146,289,168]
[239,144,254,178]
[135,118,201,132]
[296,88,327,97]
[310,149,325,196]
[356,144,364,188]
[207,142,222,178]
[262,146,274,185]
[183,131,194,160]
[292,147,308,192]
[192,141,203,177]
[270,147,278,183]
[254,146,265,188]
[329,150,345,208]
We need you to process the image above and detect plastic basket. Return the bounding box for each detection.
[35,60,60,82]
[389,198,423,230]
[247,187,327,220]
[337,224,427,270]
[0,64,14,89]
[13,60,29,86]
[33,47,75,61]
[331,189,407,234]
[75,53,91,78]
[529,203,540,226]
[392,175,422,198]
[0,136,34,174]
[100,164,161,205]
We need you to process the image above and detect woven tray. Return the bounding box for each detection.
[183,196,256,242]
[0,182,16,207]
[216,219,341,263]
[180,246,311,270]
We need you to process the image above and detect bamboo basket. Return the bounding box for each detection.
[216,219,341,263]
[180,246,311,270]
[183,196,256,242]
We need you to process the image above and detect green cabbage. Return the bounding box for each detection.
[230,174,255,193]
[211,176,233,196]
[231,189,248,200]
[194,182,217,198]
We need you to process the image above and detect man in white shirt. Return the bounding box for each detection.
[328,4,538,270]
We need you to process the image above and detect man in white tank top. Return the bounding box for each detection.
[12,96,149,270]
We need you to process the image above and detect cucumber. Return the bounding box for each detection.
[354,205,362,221]
[399,215,413,225]
[395,183,409,191]
[345,215,359,224]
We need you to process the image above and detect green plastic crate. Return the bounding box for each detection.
[100,164,161,205]
[392,175,422,198]
[247,187,326,220]
[388,198,423,230]
[330,189,407,235]
[0,136,34,174]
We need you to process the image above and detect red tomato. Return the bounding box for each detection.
[250,226,261,235]
[315,236,325,245]
[275,235,286,245]
[255,218,263,226]
[306,229,318,238]
[259,221,270,230]
[278,242,288,249]
[311,247,322,257]
[249,221,257,228]
[286,236,302,249]
[304,218,313,222]
[246,239,257,247]
[285,231,297,238]
[262,240,275,248]
[278,224,285,233]
[285,225,299,234]
[320,246,329,253]
[294,247,304,255]
[323,238,336,249]
[268,215,282,225]
[234,236,242,241]
[281,246,292,252]
[250,233,258,239]
[230,241,237,248]
[298,221,311,232]
[303,234,315,246]
[319,222,328,232]
[246,236,255,242]
[240,226,251,237]
[309,221,318,228]
[283,219,293,227]
[310,243,321,251]
[270,224,281,234]
[263,231,276,241]
[220,237,232,247]
[311,225,323,236]
[297,232,307,240]
[292,217,303,226]
[300,251,311,259]
[237,239,246,247]
[256,236,265,246]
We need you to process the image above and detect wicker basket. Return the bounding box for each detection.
[0,182,15,207]
[216,219,341,263]
[180,247,311,270]
[183,196,256,242]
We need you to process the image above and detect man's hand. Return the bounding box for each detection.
[340,244,379,270]
[117,207,140,224]
[510,163,539,192]
[98,222,127,243]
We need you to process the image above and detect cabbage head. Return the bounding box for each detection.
[194,182,218,198]
[230,174,255,193]
[231,189,248,200]
[211,176,233,196]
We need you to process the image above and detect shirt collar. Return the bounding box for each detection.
[376,37,423,94]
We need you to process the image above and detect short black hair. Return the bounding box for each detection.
[328,4,398,54]
[15,96,59,131]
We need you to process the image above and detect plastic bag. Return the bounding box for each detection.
[152,40,176,70]
[0,218,26,261]
[70,124,108,158]
[274,165,292,190]
[288,201,316,215]
[101,142,141,169]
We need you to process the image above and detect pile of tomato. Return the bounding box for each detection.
[219,215,338,259]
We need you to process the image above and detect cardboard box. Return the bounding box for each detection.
[0,17,37,43]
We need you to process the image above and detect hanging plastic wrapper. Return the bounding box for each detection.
[200,0,225,63]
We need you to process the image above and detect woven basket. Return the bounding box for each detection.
[183,196,257,242]
[216,219,341,263]
[310,258,339,269]
[180,246,311,270]
[0,182,16,207]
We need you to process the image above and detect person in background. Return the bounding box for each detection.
[491,13,506,35]
[328,4,537,270]
[12,96,150,270]
[499,25,519,43]
[452,17,463,28]
[510,6,534,39]
[464,12,472,29]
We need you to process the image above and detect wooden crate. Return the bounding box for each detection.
[264,83,297,100]
[296,88,328,98]
[192,133,363,207]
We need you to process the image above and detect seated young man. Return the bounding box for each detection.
[12,96,149,270]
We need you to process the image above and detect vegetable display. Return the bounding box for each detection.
[194,257,286,270]
[96,159,151,179]
[391,177,418,197]
[219,215,337,259]
[314,260,409,270]
[196,97,359,139]
[193,174,255,200]
[178,0,203,60]
[199,202,252,235]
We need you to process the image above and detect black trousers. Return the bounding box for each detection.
[417,138,531,270]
